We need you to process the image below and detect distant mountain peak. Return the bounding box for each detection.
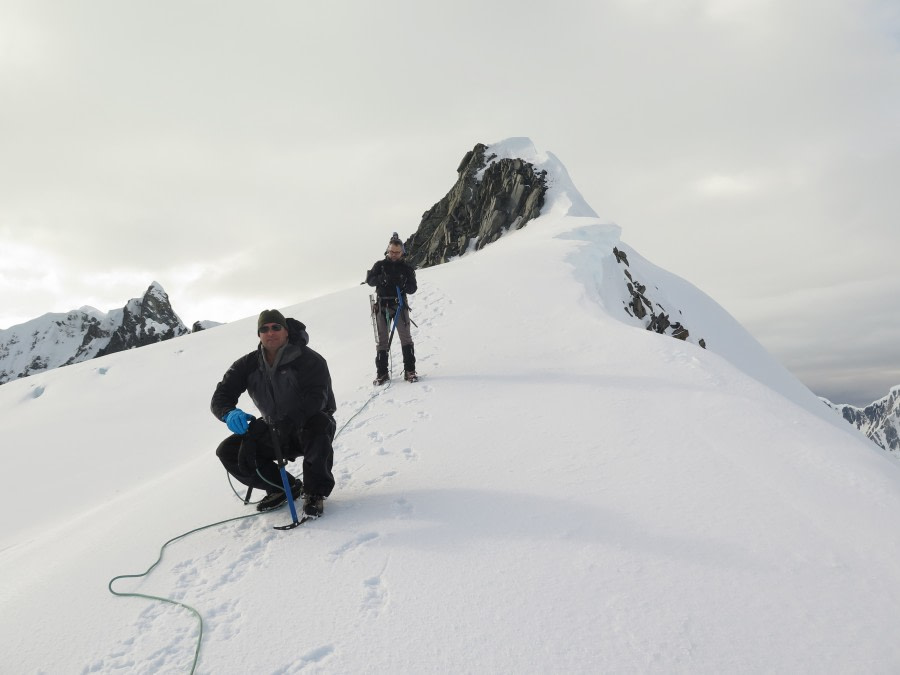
[0,282,189,385]
[404,138,706,348]
[404,138,602,269]
[404,140,547,268]
[823,387,900,455]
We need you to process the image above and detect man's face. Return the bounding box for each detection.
[259,322,289,351]
[386,245,403,261]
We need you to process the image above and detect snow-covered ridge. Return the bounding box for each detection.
[3,139,899,673]
[555,221,847,430]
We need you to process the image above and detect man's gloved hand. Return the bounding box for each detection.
[223,408,253,435]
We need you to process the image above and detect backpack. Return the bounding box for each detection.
[285,317,309,346]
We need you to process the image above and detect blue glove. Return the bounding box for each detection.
[223,408,253,435]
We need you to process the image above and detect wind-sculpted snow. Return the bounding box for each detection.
[559,222,854,432]
[481,136,599,218]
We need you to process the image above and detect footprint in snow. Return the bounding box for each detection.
[337,466,353,488]
[364,470,398,486]
[329,532,379,561]
[273,644,335,673]
[204,598,243,641]
[362,575,388,616]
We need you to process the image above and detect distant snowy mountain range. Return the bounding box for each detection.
[0,282,196,384]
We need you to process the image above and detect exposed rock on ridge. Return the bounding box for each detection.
[191,320,223,332]
[404,143,547,268]
[823,387,900,456]
[0,282,188,385]
[614,247,705,347]
[401,139,705,348]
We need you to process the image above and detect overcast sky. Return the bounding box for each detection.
[2,0,899,406]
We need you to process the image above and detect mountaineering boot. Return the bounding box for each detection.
[303,494,325,518]
[374,349,389,385]
[402,344,417,382]
[256,477,303,512]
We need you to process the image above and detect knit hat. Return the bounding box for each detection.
[257,309,286,333]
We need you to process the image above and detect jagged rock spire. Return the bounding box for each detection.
[0,282,188,384]
[404,143,548,268]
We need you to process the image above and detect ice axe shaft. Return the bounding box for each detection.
[386,286,405,351]
[268,424,302,530]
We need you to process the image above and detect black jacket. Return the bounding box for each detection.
[210,341,336,433]
[366,258,417,301]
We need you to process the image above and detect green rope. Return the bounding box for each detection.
[226,469,265,502]
[107,511,263,674]
[336,380,390,437]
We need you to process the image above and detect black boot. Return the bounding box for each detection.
[302,493,325,518]
[402,344,417,382]
[374,350,389,385]
[256,476,303,512]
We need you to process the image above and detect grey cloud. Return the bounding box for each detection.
[1,0,899,405]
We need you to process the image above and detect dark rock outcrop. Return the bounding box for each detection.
[97,283,188,357]
[191,320,223,332]
[823,388,900,455]
[404,143,548,268]
[614,247,706,347]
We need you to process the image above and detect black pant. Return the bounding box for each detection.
[216,413,336,497]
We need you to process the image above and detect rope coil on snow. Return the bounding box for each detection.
[107,512,263,674]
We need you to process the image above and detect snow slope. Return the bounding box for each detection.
[3,148,900,673]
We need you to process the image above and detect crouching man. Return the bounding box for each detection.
[210,309,336,517]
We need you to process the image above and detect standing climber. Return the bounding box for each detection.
[365,235,418,384]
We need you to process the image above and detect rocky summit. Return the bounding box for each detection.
[404,142,547,268]
[402,140,705,348]
[0,282,188,385]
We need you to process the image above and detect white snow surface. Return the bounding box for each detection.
[3,148,900,672]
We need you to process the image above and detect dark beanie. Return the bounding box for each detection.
[257,309,286,332]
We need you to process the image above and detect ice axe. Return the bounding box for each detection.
[386,285,405,351]
[268,423,303,530]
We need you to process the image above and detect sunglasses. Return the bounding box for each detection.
[258,323,284,334]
